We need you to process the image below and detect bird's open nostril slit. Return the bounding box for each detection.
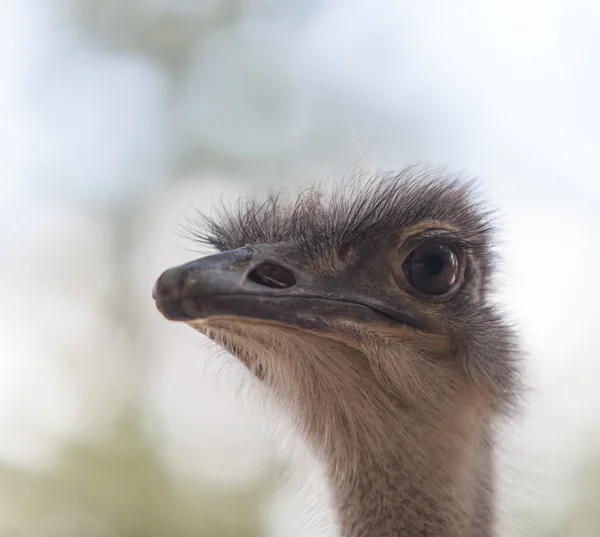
[247,262,296,289]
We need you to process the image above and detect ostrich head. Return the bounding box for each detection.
[153,170,521,537]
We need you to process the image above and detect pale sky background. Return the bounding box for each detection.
[1,1,599,535]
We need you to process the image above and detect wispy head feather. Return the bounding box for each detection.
[186,167,495,256]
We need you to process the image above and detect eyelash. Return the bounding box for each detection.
[404,233,472,256]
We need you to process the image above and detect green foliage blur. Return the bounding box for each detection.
[0,411,272,537]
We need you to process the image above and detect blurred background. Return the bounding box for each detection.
[1,0,599,535]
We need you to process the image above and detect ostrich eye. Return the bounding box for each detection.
[402,242,460,295]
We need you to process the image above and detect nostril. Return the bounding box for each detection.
[247,262,296,289]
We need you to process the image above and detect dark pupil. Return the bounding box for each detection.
[404,243,458,295]
[421,254,443,276]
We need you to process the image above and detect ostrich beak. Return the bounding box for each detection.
[153,248,430,331]
[153,248,256,322]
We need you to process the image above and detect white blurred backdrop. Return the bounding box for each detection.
[1,1,599,536]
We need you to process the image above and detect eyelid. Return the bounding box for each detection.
[402,230,472,254]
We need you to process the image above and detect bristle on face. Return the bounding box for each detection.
[183,168,499,288]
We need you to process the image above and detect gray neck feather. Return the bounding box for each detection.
[325,419,495,537]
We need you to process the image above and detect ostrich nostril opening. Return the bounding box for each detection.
[247,262,296,289]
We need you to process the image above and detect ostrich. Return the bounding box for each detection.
[153,169,521,537]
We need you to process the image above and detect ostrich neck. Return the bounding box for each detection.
[319,404,495,537]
